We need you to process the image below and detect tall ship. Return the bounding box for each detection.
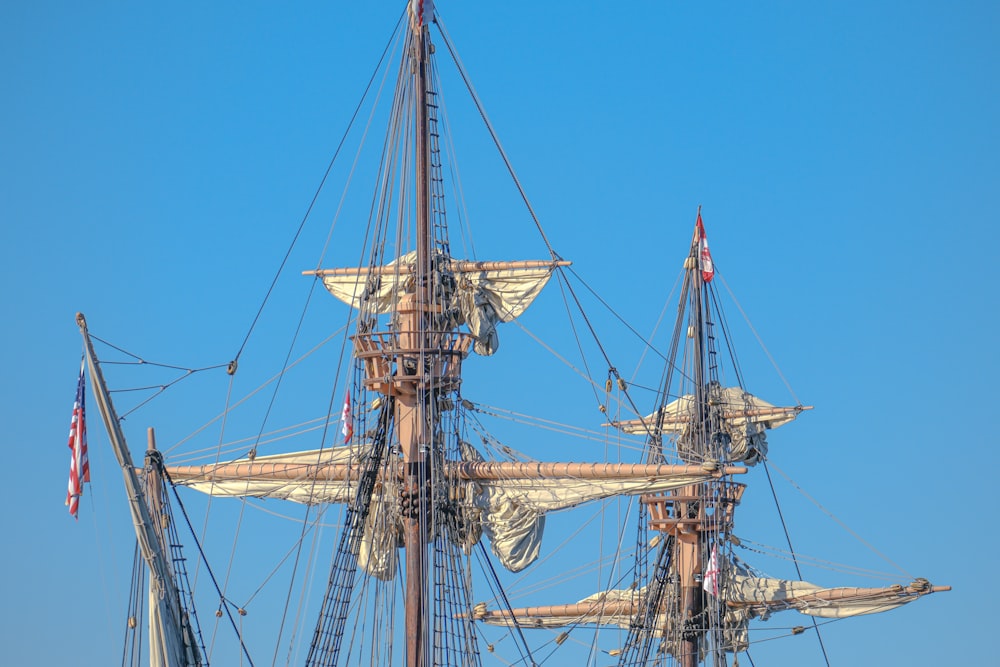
[68,2,946,665]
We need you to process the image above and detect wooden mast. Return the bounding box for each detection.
[679,212,707,667]
[165,461,748,485]
[145,427,174,667]
[400,4,432,666]
[635,221,713,665]
[473,581,952,623]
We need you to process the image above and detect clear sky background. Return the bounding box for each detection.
[2,1,996,665]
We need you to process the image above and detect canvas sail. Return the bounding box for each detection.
[611,385,807,464]
[475,576,936,627]
[312,253,566,355]
[167,447,728,574]
[168,446,372,504]
[725,574,934,619]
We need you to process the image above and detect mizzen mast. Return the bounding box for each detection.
[677,211,712,667]
[624,211,740,666]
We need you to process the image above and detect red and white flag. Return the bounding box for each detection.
[703,544,720,597]
[341,390,354,444]
[410,0,434,26]
[696,211,715,283]
[66,358,90,519]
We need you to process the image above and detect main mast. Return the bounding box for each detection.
[399,3,433,665]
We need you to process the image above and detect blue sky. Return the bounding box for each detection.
[2,1,996,665]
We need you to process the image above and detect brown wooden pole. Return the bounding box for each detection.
[403,8,432,667]
[724,583,953,609]
[680,219,707,667]
[450,461,746,480]
[303,259,572,277]
[476,583,951,622]
[611,405,813,431]
[164,461,747,485]
[677,484,703,667]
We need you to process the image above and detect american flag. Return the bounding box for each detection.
[66,358,90,519]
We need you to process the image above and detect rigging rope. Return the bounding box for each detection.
[567,266,672,367]
[164,467,256,666]
[89,333,229,420]
[191,365,238,634]
[90,333,226,373]
[732,537,906,581]
[615,535,675,666]
[165,326,347,456]
[709,280,748,391]
[475,541,539,667]
[505,270,662,447]
[213,275,326,613]
[435,17,557,260]
[122,543,144,667]
[716,272,802,406]
[764,459,914,579]
[469,401,647,453]
[304,399,394,666]
[230,9,404,367]
[761,460,830,667]
[269,299,359,663]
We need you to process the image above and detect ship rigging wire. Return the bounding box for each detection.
[761,459,831,666]
[230,11,406,368]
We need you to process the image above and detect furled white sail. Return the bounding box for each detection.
[726,574,930,619]
[468,460,719,571]
[475,576,935,629]
[358,486,402,580]
[611,385,806,464]
[167,445,724,574]
[453,262,556,355]
[169,449,717,508]
[317,253,414,314]
[314,253,564,355]
[170,446,371,504]
[614,386,801,435]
